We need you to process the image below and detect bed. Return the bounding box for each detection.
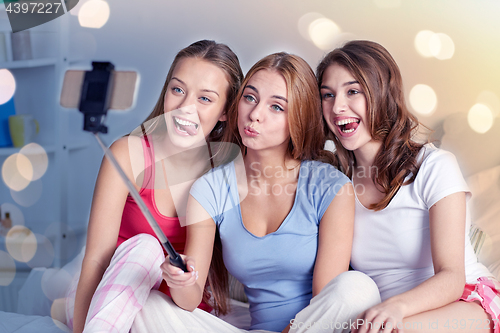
[1,113,499,333]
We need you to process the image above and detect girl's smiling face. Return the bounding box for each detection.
[237,69,290,153]
[321,63,373,153]
[163,57,229,149]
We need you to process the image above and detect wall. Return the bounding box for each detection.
[66,0,500,134]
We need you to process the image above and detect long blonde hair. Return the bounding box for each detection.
[143,40,243,142]
[141,40,243,315]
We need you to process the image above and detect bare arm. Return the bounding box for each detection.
[386,192,466,315]
[161,194,216,311]
[313,182,355,296]
[280,182,355,333]
[354,192,466,333]
[73,137,140,333]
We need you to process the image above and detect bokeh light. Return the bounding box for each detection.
[373,0,401,8]
[468,103,494,134]
[0,250,16,286]
[45,222,78,261]
[78,0,110,29]
[429,33,455,60]
[2,153,33,191]
[414,30,435,58]
[0,69,16,105]
[41,268,73,301]
[409,84,437,115]
[0,203,25,226]
[6,225,37,262]
[19,143,48,181]
[11,178,43,207]
[51,298,69,331]
[27,233,54,268]
[309,18,341,50]
[297,12,324,41]
[477,91,500,118]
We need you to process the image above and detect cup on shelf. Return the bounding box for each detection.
[0,32,7,62]
[0,97,16,147]
[11,30,32,61]
[8,114,39,148]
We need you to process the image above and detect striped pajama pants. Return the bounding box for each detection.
[66,234,382,333]
[65,233,165,333]
[131,271,381,333]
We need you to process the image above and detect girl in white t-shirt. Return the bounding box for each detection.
[317,40,500,333]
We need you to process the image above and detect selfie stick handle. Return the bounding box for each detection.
[93,133,188,272]
[78,62,187,272]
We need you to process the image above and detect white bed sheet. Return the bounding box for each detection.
[0,311,70,333]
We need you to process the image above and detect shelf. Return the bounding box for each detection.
[68,58,86,65]
[0,58,57,69]
[67,139,90,151]
[0,144,56,157]
[0,139,90,157]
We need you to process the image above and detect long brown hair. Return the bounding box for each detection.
[143,40,243,142]
[210,53,335,315]
[317,40,424,210]
[142,40,243,315]
[223,52,334,164]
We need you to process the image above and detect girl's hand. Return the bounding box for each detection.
[160,254,198,289]
[353,299,406,333]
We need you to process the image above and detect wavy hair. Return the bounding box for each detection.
[209,52,335,314]
[142,40,242,315]
[317,40,425,210]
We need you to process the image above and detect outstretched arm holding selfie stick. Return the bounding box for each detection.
[93,133,187,271]
[61,41,244,333]
[78,61,188,271]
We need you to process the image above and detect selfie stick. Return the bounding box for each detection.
[78,62,188,272]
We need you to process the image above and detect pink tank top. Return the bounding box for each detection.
[117,135,186,250]
[117,135,212,312]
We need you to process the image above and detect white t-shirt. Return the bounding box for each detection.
[350,144,492,301]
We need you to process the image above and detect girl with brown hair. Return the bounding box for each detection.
[67,39,244,333]
[317,40,499,332]
[132,52,380,333]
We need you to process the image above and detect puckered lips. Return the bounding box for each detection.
[172,115,199,136]
[243,125,259,137]
[333,116,360,138]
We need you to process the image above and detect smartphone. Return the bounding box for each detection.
[60,69,139,110]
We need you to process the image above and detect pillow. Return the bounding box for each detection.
[0,311,70,333]
[466,165,500,280]
[228,274,248,303]
[217,299,251,330]
[489,261,500,281]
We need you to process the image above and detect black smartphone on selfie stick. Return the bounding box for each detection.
[60,61,188,272]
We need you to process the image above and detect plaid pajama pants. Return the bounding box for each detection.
[65,233,165,333]
[131,271,381,333]
[460,276,500,333]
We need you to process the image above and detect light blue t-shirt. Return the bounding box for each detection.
[190,160,350,332]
